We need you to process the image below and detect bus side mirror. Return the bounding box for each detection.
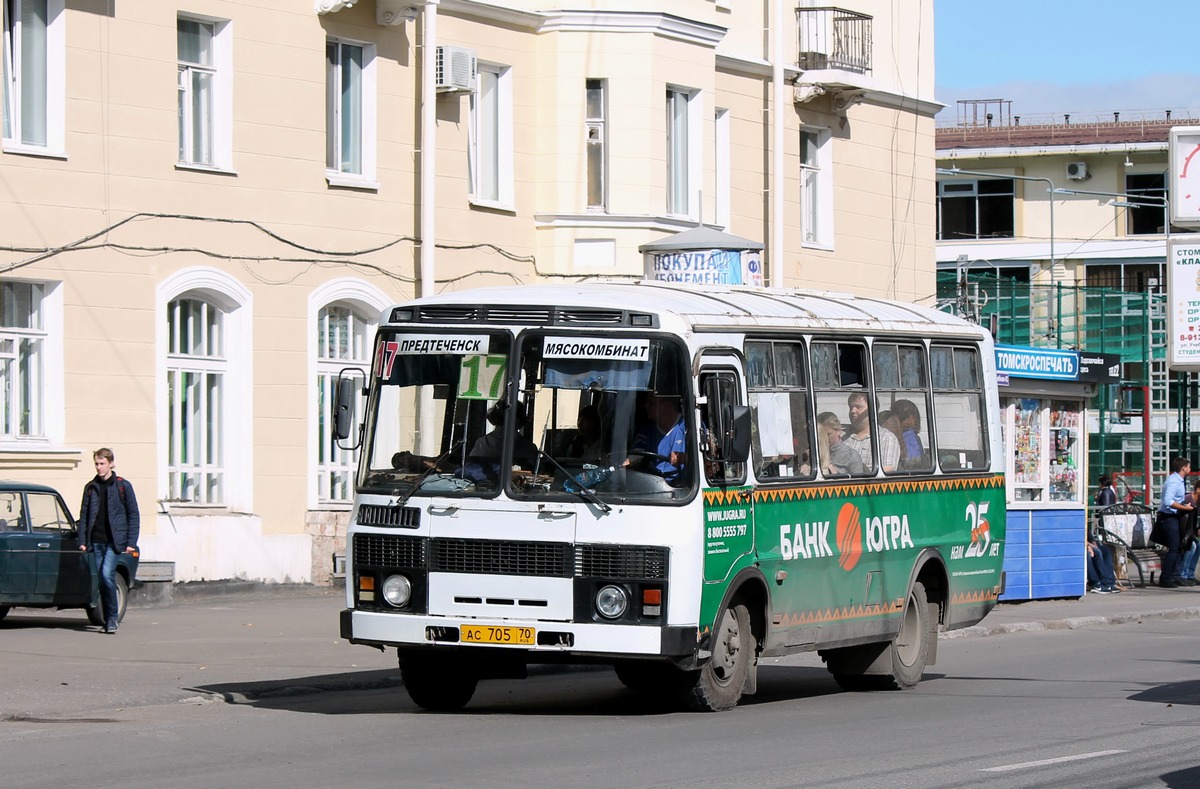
[333,370,364,446]
[723,404,751,463]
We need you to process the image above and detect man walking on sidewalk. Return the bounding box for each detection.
[1156,456,1193,589]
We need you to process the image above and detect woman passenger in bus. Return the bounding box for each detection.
[892,399,926,469]
[564,405,606,463]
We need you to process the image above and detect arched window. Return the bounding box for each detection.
[166,296,227,504]
[316,302,371,502]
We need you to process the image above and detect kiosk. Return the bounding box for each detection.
[996,346,1118,600]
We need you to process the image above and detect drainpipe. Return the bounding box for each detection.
[418,0,439,454]
[420,0,438,300]
[770,0,785,288]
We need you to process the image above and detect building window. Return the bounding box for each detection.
[586,78,606,210]
[166,298,226,504]
[177,15,231,169]
[316,303,371,503]
[936,178,1014,240]
[469,63,512,207]
[715,108,730,229]
[326,38,376,185]
[0,280,45,438]
[1124,173,1168,235]
[800,128,833,247]
[666,87,698,218]
[2,0,64,153]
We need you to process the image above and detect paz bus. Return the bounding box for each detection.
[333,281,1005,711]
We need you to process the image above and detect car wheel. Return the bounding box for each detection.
[0,605,9,622]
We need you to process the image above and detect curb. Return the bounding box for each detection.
[943,606,1200,638]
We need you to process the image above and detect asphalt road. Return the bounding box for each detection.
[1,591,1198,788]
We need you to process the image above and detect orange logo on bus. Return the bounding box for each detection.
[836,503,864,572]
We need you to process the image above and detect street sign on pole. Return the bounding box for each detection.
[1168,239,1200,371]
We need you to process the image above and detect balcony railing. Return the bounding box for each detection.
[796,7,872,74]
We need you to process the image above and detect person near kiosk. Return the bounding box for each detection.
[1156,456,1194,589]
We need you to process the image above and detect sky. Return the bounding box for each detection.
[934,0,1200,124]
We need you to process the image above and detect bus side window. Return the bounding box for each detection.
[700,371,746,485]
[930,346,989,472]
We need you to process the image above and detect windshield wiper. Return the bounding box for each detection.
[394,440,466,506]
[531,447,612,513]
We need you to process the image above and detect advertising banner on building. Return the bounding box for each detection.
[1168,239,1200,371]
[1170,127,1200,227]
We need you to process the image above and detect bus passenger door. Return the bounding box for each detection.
[698,364,754,586]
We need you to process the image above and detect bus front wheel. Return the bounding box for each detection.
[680,602,753,711]
[399,653,479,712]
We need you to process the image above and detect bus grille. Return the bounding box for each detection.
[354,534,425,568]
[576,545,669,579]
[356,504,420,528]
[430,539,572,578]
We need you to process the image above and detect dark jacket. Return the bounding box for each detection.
[79,475,140,552]
[1096,485,1117,508]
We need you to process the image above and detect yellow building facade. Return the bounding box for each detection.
[0,0,938,582]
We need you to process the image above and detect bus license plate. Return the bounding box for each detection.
[460,624,535,645]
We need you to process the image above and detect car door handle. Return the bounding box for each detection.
[37,542,51,549]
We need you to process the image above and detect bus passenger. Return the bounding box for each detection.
[816,412,863,476]
[565,406,606,463]
[893,399,926,467]
[626,393,687,484]
[844,391,899,473]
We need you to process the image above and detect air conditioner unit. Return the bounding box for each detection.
[435,45,477,94]
[1066,161,1089,180]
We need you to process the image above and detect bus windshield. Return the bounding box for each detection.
[359,330,514,497]
[514,333,695,503]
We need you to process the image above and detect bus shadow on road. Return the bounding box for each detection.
[1127,676,1200,707]
[190,664,848,716]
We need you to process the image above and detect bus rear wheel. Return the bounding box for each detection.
[399,654,479,712]
[826,580,936,691]
[680,602,753,712]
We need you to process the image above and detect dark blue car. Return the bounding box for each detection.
[0,481,138,625]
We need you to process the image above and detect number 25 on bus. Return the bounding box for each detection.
[333,281,1005,712]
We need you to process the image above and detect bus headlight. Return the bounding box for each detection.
[381,574,413,608]
[596,585,628,619]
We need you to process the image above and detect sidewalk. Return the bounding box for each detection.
[946,583,1200,639]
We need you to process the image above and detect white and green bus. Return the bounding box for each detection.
[335,281,1005,711]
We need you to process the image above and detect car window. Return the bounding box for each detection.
[0,492,26,532]
[27,493,73,533]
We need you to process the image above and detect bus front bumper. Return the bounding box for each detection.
[341,608,698,660]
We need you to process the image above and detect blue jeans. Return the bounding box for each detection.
[1181,542,1199,581]
[91,543,120,628]
[1087,543,1117,590]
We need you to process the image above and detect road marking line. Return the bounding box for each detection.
[981,750,1128,772]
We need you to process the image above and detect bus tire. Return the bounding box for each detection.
[86,573,129,626]
[400,654,478,712]
[826,580,934,691]
[681,602,753,712]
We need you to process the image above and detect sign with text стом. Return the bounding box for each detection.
[1168,240,1200,372]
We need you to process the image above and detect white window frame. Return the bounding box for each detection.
[585,77,606,211]
[1,0,66,157]
[325,36,378,190]
[468,62,513,210]
[714,107,731,230]
[0,279,63,447]
[800,126,834,249]
[157,269,252,510]
[666,85,701,220]
[307,278,389,509]
[176,14,233,172]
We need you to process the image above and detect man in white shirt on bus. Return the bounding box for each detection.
[843,391,899,473]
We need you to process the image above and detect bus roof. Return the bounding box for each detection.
[390,281,984,339]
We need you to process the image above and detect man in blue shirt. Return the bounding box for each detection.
[1157,456,1193,588]
[628,393,688,484]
